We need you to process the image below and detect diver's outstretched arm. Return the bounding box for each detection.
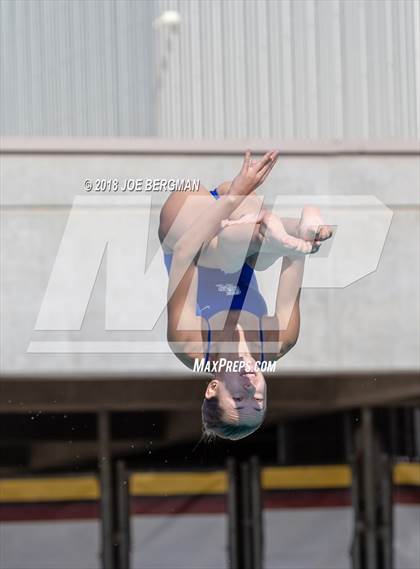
[173,150,279,262]
[166,245,206,365]
[262,255,305,360]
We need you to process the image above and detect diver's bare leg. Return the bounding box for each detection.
[159,184,331,273]
[214,205,332,272]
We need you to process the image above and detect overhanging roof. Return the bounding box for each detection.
[1,372,419,415]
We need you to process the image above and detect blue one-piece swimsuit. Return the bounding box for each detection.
[163,188,267,361]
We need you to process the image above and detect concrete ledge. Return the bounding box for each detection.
[1,137,420,156]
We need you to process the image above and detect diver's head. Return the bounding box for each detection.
[201,354,267,440]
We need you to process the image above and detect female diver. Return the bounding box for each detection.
[159,150,332,440]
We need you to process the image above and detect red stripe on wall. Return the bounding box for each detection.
[263,489,352,509]
[1,489,419,522]
[0,501,99,522]
[130,495,227,515]
[393,488,420,505]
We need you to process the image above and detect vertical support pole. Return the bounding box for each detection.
[343,412,354,462]
[389,409,398,459]
[227,456,263,569]
[380,454,393,569]
[227,457,240,569]
[350,457,362,569]
[352,410,393,569]
[276,422,288,465]
[116,460,130,569]
[413,408,420,459]
[240,461,253,569]
[403,408,414,456]
[98,410,114,569]
[250,456,263,569]
[362,407,377,569]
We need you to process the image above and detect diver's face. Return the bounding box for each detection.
[207,354,267,425]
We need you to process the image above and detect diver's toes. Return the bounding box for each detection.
[295,237,313,254]
[282,233,314,255]
[318,225,333,240]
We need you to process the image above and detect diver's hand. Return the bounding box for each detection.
[228,150,279,196]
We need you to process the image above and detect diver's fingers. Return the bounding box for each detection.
[240,149,252,173]
[255,151,274,172]
[258,151,279,183]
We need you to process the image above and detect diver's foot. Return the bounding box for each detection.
[221,211,318,256]
[297,205,333,243]
[260,213,315,256]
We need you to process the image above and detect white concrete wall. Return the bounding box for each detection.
[131,515,228,569]
[0,519,100,569]
[1,148,419,376]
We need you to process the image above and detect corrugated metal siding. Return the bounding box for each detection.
[0,0,155,136]
[1,0,419,139]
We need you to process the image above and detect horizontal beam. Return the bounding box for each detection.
[0,373,419,414]
[1,137,419,156]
